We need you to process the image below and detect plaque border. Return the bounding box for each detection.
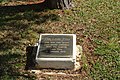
[36,34,76,62]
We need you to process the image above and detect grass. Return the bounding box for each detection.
[0,0,120,79]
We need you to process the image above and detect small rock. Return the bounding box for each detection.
[30,70,42,74]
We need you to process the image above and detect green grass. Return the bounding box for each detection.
[0,0,120,79]
[73,0,120,79]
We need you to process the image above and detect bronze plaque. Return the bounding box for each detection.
[37,34,74,58]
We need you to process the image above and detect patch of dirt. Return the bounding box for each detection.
[28,70,88,80]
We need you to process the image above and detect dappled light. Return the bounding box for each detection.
[0,4,60,79]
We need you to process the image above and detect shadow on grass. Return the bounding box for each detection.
[0,0,61,14]
[0,1,60,79]
[0,53,20,76]
[0,12,59,51]
[0,53,35,79]
[0,2,60,50]
[25,46,37,70]
[0,1,47,13]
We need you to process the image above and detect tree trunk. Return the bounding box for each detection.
[45,0,73,9]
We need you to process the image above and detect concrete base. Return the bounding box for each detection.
[36,61,74,69]
[74,45,82,71]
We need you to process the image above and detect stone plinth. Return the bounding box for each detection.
[35,34,82,70]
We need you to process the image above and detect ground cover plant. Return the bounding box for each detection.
[0,0,120,79]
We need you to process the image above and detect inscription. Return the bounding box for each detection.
[41,39,70,54]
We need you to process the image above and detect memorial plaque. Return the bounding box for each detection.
[37,35,73,58]
[36,34,76,69]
